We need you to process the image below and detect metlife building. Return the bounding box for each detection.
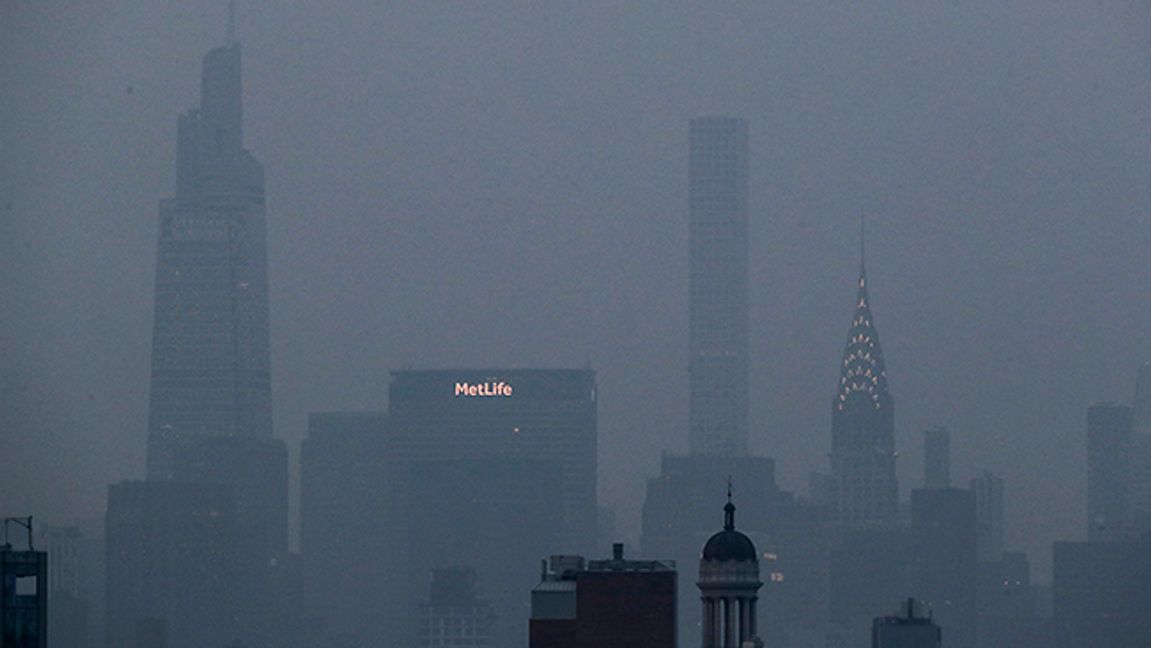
[386,369,598,647]
[389,369,597,549]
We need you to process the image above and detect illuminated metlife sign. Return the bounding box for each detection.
[454,381,513,397]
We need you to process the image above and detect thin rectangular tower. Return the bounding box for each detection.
[688,117,749,457]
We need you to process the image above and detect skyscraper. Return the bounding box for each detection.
[125,32,287,647]
[922,427,951,489]
[146,37,272,480]
[1053,536,1151,648]
[386,369,597,647]
[1131,362,1151,433]
[104,481,235,648]
[829,232,897,528]
[971,471,1005,563]
[300,412,390,646]
[910,488,977,648]
[1128,363,1151,535]
[642,118,785,646]
[1086,403,1132,542]
[688,116,749,457]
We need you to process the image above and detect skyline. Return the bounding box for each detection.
[4,2,1151,580]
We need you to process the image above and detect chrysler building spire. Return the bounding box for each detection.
[829,219,898,528]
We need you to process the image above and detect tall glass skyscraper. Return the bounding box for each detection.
[688,117,749,457]
[146,40,272,480]
[119,36,286,648]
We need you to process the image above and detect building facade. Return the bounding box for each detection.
[910,488,977,648]
[146,39,273,480]
[688,116,750,457]
[388,369,597,552]
[388,369,597,647]
[1053,537,1151,648]
[870,599,941,648]
[1086,403,1132,541]
[922,427,950,489]
[530,545,676,648]
[300,411,390,646]
[104,481,235,648]
[971,471,1005,563]
[420,567,494,648]
[1,531,47,648]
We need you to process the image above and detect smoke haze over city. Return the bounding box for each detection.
[3,3,1151,646]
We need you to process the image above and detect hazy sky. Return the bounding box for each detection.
[3,1,1150,577]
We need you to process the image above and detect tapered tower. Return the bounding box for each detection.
[146,39,272,479]
[127,29,287,647]
[829,224,897,528]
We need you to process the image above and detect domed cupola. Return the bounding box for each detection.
[702,500,758,563]
[698,490,763,648]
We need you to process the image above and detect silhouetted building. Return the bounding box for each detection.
[756,495,831,648]
[408,457,563,646]
[970,471,1005,563]
[389,369,596,549]
[135,36,288,647]
[40,525,92,648]
[530,544,676,648]
[977,552,1042,648]
[387,369,597,648]
[1,526,47,648]
[871,599,940,648]
[1052,537,1151,648]
[1129,363,1151,535]
[1086,403,1132,541]
[688,116,749,457]
[420,567,494,648]
[1131,361,1151,432]
[1130,433,1151,536]
[829,527,911,647]
[640,455,780,646]
[172,434,287,643]
[145,38,273,480]
[104,481,235,648]
[922,427,950,489]
[299,411,389,646]
[829,234,897,529]
[910,487,977,648]
[698,498,762,648]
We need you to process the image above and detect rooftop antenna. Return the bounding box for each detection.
[226,0,236,45]
[859,210,867,278]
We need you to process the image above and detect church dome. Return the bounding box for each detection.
[701,501,757,563]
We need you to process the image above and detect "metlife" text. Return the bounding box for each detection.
[454,382,513,397]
